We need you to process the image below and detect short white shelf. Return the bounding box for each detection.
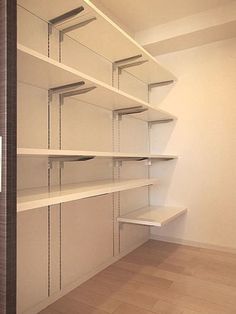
[17,45,176,122]
[17,148,177,161]
[18,0,176,84]
[17,178,158,212]
[117,206,187,227]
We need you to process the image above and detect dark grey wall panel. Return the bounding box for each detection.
[0,0,17,313]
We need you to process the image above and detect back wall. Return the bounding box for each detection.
[150,37,236,250]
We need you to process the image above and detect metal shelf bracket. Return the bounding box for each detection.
[148,119,174,127]
[113,106,148,120]
[113,54,148,75]
[49,6,85,25]
[114,157,148,162]
[65,17,97,33]
[118,60,148,74]
[49,6,97,40]
[49,81,85,99]
[60,86,97,104]
[148,80,174,91]
[48,156,95,169]
[49,83,96,103]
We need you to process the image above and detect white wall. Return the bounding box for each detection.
[150,37,236,250]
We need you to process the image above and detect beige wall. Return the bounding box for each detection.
[150,37,236,250]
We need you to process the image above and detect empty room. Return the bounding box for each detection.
[0,0,236,313]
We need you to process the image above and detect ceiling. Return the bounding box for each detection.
[91,0,234,33]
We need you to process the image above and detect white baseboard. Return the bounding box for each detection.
[23,237,148,314]
[150,234,236,254]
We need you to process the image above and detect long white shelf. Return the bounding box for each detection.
[18,0,176,84]
[17,148,177,161]
[17,178,158,212]
[117,206,187,227]
[18,45,176,122]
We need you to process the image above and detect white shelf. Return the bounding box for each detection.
[117,206,187,227]
[17,45,176,122]
[17,178,158,212]
[17,148,177,161]
[18,0,176,84]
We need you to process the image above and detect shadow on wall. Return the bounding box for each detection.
[150,158,178,206]
[150,81,176,105]
[150,120,177,153]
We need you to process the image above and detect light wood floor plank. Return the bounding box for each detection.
[40,240,236,314]
[113,302,156,314]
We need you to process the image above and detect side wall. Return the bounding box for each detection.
[150,38,236,250]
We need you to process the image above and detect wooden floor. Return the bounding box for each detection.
[40,240,236,314]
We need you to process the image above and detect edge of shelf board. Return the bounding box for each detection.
[17,44,177,122]
[17,148,178,160]
[117,206,187,227]
[17,178,158,212]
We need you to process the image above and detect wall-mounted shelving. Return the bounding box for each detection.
[17,178,158,212]
[16,1,187,313]
[18,0,176,85]
[118,206,187,227]
[18,44,176,122]
[17,148,177,161]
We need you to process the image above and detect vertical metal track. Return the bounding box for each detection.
[59,93,62,291]
[147,124,151,207]
[112,64,116,256]
[147,89,151,241]
[47,25,51,298]
[117,68,120,91]
[47,204,51,297]
[59,31,62,63]
[117,116,121,254]
[112,113,115,257]
[111,66,122,256]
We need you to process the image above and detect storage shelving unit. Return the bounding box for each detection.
[18,44,176,122]
[16,1,187,312]
[17,0,177,85]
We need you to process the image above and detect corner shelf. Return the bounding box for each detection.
[18,0,176,84]
[17,148,177,161]
[18,44,176,122]
[117,206,187,227]
[17,178,158,212]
